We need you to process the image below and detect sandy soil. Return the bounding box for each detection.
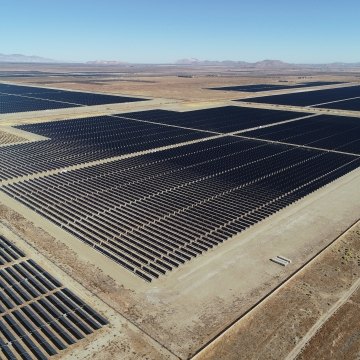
[296,288,360,360]
[2,63,359,102]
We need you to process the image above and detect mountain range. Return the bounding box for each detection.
[0,53,359,68]
[175,58,360,69]
[0,53,57,63]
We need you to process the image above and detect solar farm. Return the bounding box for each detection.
[0,68,359,359]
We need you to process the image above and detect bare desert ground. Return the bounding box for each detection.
[193,222,360,360]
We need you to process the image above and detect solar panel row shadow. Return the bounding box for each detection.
[0,236,108,359]
[208,81,344,92]
[236,85,360,107]
[0,83,146,114]
[121,106,310,133]
[0,116,210,180]
[3,137,359,282]
[242,115,360,155]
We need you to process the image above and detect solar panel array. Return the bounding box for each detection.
[3,138,359,281]
[0,116,209,180]
[1,96,359,283]
[122,106,310,133]
[0,73,124,79]
[242,115,360,155]
[0,83,146,114]
[0,94,80,114]
[313,97,360,111]
[0,72,45,78]
[208,82,344,92]
[236,85,360,107]
[0,234,108,359]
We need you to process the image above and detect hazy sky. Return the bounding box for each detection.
[1,0,359,63]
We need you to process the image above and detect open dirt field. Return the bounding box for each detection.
[296,287,360,360]
[193,222,360,360]
[2,63,360,102]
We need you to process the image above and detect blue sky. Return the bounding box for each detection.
[1,0,359,63]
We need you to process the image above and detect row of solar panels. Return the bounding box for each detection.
[0,235,108,359]
[0,260,61,312]
[0,236,25,265]
[0,289,107,360]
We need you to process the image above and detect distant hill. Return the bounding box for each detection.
[175,58,294,68]
[254,60,291,68]
[0,53,57,63]
[86,60,129,65]
[1,53,359,68]
[175,58,360,69]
